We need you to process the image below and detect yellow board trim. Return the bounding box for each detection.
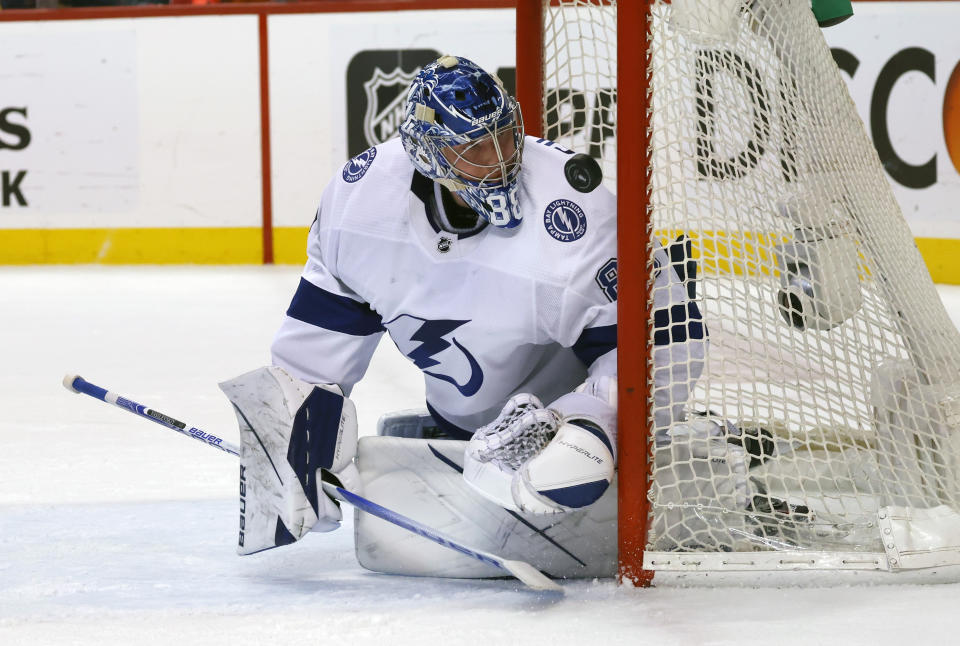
[0,227,263,264]
[915,238,960,284]
[272,226,310,265]
[0,226,314,265]
[3,228,960,285]
[657,231,960,284]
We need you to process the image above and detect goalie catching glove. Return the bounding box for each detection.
[219,366,360,555]
[463,376,617,514]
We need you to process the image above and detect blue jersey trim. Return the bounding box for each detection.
[411,170,486,241]
[410,171,442,234]
[653,302,705,346]
[572,324,617,367]
[425,402,473,440]
[286,277,385,336]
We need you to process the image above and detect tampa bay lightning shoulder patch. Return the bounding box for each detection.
[342,147,378,183]
[543,198,587,242]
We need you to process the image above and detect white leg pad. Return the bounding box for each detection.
[354,436,617,579]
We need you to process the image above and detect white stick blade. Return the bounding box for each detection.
[501,559,563,593]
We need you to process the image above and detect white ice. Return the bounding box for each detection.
[2,266,960,645]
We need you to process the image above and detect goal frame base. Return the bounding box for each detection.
[644,550,889,572]
[643,555,960,587]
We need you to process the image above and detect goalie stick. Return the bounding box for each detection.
[62,373,562,593]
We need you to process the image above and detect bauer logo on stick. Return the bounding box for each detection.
[543,199,587,242]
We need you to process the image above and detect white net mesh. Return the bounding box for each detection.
[542,0,960,569]
[542,0,618,188]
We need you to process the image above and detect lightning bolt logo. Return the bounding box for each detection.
[543,198,587,243]
[342,147,378,183]
[384,314,484,397]
[554,206,572,232]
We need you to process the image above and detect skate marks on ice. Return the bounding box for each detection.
[0,498,564,621]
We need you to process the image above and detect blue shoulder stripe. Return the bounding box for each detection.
[572,324,617,367]
[286,277,385,336]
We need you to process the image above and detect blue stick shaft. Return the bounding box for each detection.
[63,373,560,592]
[63,374,240,456]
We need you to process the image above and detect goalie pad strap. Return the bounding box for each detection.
[289,386,348,517]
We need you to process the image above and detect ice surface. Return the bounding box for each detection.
[2,266,959,645]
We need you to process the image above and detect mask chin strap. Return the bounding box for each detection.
[436,177,468,192]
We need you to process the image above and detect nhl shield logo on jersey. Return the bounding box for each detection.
[543,199,587,242]
[342,147,378,183]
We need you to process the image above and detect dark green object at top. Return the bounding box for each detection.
[812,0,854,27]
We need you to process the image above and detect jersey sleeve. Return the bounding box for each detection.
[545,199,619,381]
[536,197,619,436]
[270,186,385,396]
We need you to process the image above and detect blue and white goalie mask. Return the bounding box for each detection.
[400,56,525,228]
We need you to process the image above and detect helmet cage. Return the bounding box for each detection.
[400,57,526,228]
[431,105,524,192]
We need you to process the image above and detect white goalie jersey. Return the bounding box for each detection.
[271,136,703,438]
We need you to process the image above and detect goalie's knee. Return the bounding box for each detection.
[515,420,615,514]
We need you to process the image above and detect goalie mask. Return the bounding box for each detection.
[400,55,525,228]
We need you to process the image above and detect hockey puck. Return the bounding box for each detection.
[564,153,603,193]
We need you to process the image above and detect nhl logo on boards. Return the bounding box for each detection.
[345,49,440,156]
[342,147,378,183]
[437,236,452,253]
[543,199,587,242]
[363,66,421,147]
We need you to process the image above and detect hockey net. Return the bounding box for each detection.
[520,0,960,582]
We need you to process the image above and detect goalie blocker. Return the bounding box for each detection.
[219,366,361,554]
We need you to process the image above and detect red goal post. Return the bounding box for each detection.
[515,0,654,586]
